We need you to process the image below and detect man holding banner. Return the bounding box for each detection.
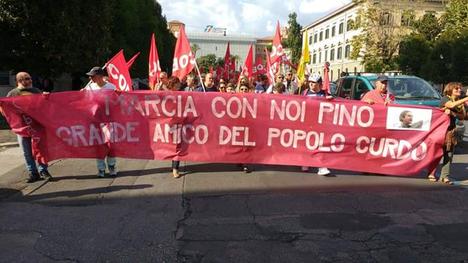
[83,67,118,178]
[83,67,117,91]
[6,72,53,183]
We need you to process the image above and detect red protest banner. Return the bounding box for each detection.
[172,26,195,80]
[0,92,449,176]
[105,50,133,91]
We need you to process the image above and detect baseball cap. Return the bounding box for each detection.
[376,75,389,82]
[86,67,105,76]
[308,73,322,83]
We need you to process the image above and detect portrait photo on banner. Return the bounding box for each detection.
[386,107,432,131]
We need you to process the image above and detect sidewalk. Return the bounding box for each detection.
[0,129,18,148]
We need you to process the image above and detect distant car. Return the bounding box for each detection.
[334,74,441,107]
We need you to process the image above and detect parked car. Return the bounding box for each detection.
[334,74,441,107]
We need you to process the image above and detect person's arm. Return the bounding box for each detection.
[444,96,468,109]
[361,92,374,105]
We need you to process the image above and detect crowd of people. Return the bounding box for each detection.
[3,68,467,185]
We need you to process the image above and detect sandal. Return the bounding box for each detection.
[428,174,437,182]
[442,178,454,185]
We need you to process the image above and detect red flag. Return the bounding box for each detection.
[216,66,223,80]
[270,21,284,65]
[105,50,133,91]
[253,56,266,76]
[126,52,140,68]
[239,45,254,79]
[265,49,276,84]
[149,33,161,90]
[172,26,195,80]
[223,42,235,80]
[323,62,330,94]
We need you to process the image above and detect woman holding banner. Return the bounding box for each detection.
[433,82,468,185]
[167,76,184,178]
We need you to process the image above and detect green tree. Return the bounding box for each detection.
[398,35,431,76]
[440,0,468,37]
[413,13,442,41]
[196,54,218,72]
[420,0,468,84]
[110,0,175,77]
[351,0,408,72]
[283,12,302,65]
[0,0,175,80]
[0,0,115,77]
[191,44,201,56]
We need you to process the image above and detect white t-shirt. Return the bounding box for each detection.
[84,82,116,91]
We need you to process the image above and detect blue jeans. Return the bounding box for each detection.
[17,135,48,173]
[97,157,116,171]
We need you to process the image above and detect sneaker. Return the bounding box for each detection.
[97,170,106,178]
[26,172,41,183]
[243,166,250,173]
[317,167,331,176]
[40,170,53,180]
[172,168,181,178]
[301,166,309,172]
[108,165,117,177]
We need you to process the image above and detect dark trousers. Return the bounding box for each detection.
[172,160,180,169]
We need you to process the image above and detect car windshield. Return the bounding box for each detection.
[370,77,440,99]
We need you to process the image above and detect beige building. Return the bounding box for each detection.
[302,0,446,81]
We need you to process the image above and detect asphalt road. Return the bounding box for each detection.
[0,146,467,262]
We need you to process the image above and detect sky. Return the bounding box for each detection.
[158,0,351,37]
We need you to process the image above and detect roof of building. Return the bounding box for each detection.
[257,35,274,41]
[168,20,184,25]
[302,2,357,31]
[187,32,257,42]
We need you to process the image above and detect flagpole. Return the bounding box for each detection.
[194,60,206,92]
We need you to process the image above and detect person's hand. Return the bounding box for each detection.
[444,109,451,115]
[325,95,333,100]
[365,99,374,105]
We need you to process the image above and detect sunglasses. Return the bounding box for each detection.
[21,77,32,81]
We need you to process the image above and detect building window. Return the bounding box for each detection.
[331,26,336,37]
[347,19,354,31]
[401,10,415,26]
[355,16,361,28]
[339,22,344,34]
[313,53,317,64]
[325,50,328,62]
[309,35,313,44]
[319,31,323,41]
[319,52,322,63]
[337,46,342,60]
[380,11,392,26]
[314,33,318,43]
[345,45,351,58]
[325,29,329,39]
[330,49,335,61]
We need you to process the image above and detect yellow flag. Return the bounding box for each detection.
[297,31,310,82]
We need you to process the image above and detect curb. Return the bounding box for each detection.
[0,142,19,148]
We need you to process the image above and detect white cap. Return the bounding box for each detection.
[308,73,322,83]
